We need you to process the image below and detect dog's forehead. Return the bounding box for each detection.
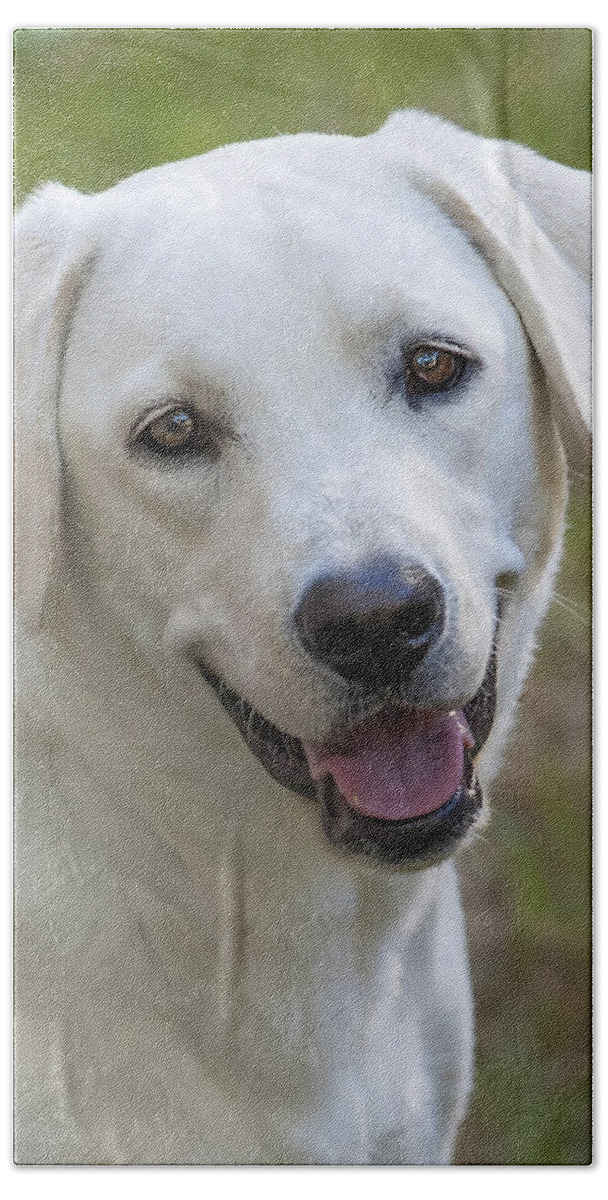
[86,143,508,345]
[61,140,519,444]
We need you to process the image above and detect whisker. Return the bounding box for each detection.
[549,591,590,625]
[495,583,590,627]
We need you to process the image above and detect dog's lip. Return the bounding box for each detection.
[196,640,496,863]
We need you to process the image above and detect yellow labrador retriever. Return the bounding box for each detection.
[14,111,590,1164]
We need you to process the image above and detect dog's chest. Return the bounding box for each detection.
[15,694,473,1163]
[110,852,474,1163]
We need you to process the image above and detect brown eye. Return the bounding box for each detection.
[146,408,195,450]
[132,404,225,462]
[405,345,466,398]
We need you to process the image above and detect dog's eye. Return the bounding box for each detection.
[405,345,467,398]
[147,409,196,450]
[133,405,222,460]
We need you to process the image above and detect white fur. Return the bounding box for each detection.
[14,111,590,1164]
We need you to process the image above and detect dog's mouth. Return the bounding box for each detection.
[197,646,496,867]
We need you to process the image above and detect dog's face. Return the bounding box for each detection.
[17,115,590,867]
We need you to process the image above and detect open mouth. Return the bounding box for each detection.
[197,645,497,867]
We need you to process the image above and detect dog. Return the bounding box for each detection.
[14,110,590,1165]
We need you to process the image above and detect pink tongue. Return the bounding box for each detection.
[302,709,474,821]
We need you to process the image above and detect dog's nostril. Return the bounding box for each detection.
[294,560,445,688]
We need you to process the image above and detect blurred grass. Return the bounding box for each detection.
[13,28,592,1165]
[14,28,591,204]
[457,480,591,1164]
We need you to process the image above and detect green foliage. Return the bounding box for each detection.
[14,28,591,205]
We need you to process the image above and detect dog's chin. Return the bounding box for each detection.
[196,646,496,869]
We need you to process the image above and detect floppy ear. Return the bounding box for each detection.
[14,184,94,631]
[374,110,592,443]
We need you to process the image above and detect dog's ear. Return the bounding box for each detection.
[374,110,591,444]
[14,183,94,631]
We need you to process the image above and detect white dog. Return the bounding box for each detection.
[14,111,590,1164]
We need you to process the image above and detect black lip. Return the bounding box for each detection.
[197,640,497,867]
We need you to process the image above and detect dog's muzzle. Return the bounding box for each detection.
[196,634,497,869]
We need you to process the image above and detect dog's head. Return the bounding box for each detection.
[15,111,590,868]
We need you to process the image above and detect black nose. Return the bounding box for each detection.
[294,559,446,689]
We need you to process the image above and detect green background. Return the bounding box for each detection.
[13,27,592,1165]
